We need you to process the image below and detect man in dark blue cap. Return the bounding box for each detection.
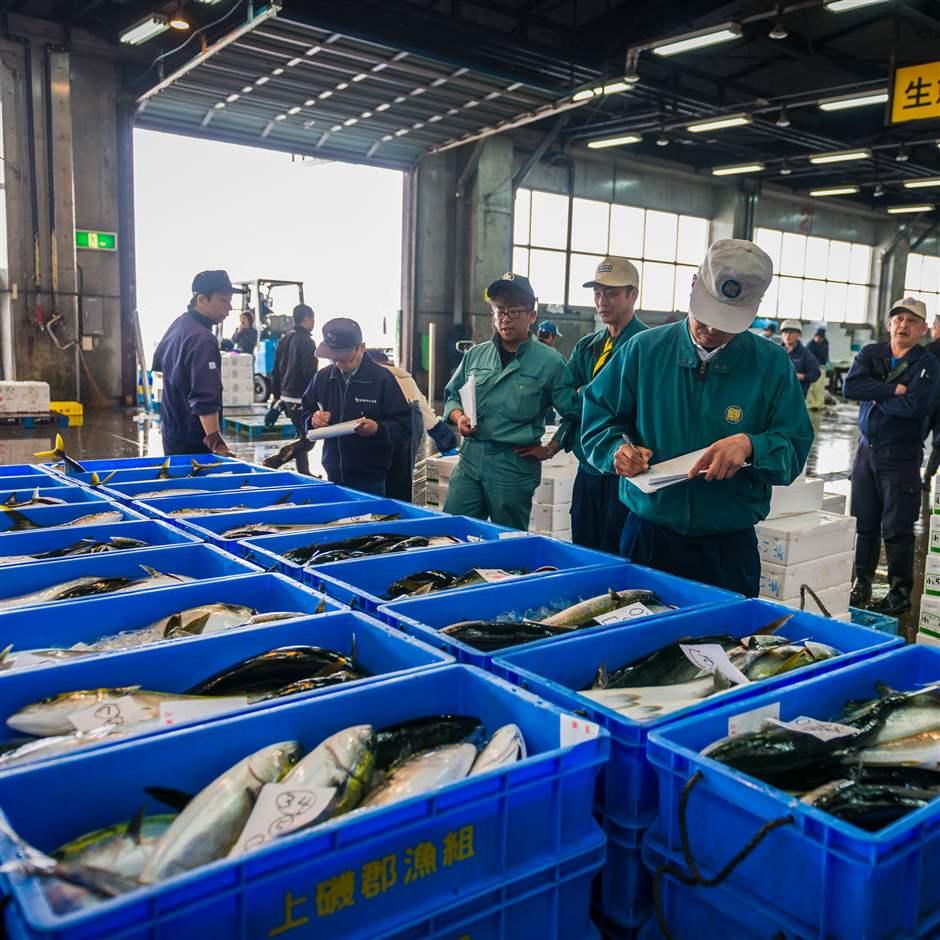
[152,270,246,457]
[536,320,562,349]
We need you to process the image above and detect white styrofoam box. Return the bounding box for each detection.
[530,501,572,533]
[917,629,940,649]
[925,554,940,595]
[551,528,573,543]
[543,450,578,471]
[766,478,824,519]
[775,581,852,619]
[833,611,852,622]
[755,511,856,567]
[759,549,855,602]
[822,491,847,515]
[534,473,575,505]
[921,594,940,634]
[930,514,940,554]
[0,380,50,414]
[426,455,459,484]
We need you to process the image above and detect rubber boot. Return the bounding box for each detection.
[870,537,915,616]
[849,532,880,609]
[924,445,940,491]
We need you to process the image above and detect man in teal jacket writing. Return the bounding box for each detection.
[581,239,813,596]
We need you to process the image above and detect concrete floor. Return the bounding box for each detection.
[1,402,926,639]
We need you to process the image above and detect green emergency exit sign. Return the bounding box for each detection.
[75,229,117,251]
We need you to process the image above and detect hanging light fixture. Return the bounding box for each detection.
[776,106,791,127]
[168,4,190,30]
[873,182,885,197]
[779,159,792,175]
[896,144,910,163]
[769,8,788,39]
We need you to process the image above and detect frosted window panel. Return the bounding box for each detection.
[760,276,779,319]
[643,261,677,310]
[804,237,830,281]
[571,198,610,254]
[644,210,679,262]
[917,293,939,320]
[780,233,807,277]
[529,191,569,250]
[905,253,923,291]
[824,281,847,323]
[777,277,803,318]
[673,265,696,311]
[513,189,531,245]
[802,279,826,319]
[569,253,605,306]
[528,249,567,305]
[922,255,940,294]
[610,205,645,258]
[512,247,530,277]
[677,215,708,265]
[827,240,851,282]
[845,285,869,323]
[849,244,872,285]
[755,228,782,271]
[633,261,645,308]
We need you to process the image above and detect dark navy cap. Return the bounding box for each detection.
[317,317,363,359]
[485,272,536,304]
[191,270,246,296]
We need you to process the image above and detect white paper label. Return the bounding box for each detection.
[680,644,750,686]
[498,531,527,539]
[474,568,519,583]
[559,714,600,747]
[11,652,63,670]
[228,784,336,857]
[767,716,857,741]
[728,702,781,737]
[68,696,152,733]
[595,602,654,625]
[159,696,248,727]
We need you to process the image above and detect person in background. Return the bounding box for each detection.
[367,348,457,502]
[536,320,562,349]
[301,318,411,496]
[271,304,318,474]
[556,256,646,553]
[780,320,821,398]
[442,273,569,530]
[582,240,813,597]
[809,326,829,365]
[806,326,830,411]
[762,321,782,345]
[231,312,258,355]
[925,317,940,489]
[845,297,940,614]
[152,270,244,457]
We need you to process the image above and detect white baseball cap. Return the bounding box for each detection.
[689,239,774,334]
[780,319,802,333]
[888,296,928,321]
[583,255,640,290]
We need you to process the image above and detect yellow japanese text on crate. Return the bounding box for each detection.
[891,61,940,123]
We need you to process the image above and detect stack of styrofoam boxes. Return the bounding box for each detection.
[0,380,50,415]
[221,353,254,408]
[425,454,459,508]
[756,476,856,621]
[526,425,577,542]
[918,510,940,646]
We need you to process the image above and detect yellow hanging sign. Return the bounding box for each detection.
[891,60,940,123]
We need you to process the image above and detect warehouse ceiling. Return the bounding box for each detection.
[8,0,940,211]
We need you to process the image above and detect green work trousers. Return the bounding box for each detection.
[443,439,541,531]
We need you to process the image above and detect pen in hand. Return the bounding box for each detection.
[616,432,651,476]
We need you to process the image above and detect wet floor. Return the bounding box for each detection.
[0,402,927,639]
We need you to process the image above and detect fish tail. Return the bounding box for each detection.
[0,507,37,530]
[33,433,65,460]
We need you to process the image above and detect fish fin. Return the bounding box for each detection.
[592,663,609,690]
[315,598,326,614]
[875,681,897,698]
[274,491,292,505]
[1,507,37,530]
[33,433,65,459]
[754,614,794,636]
[144,786,194,812]
[89,472,102,486]
[157,458,171,480]
[3,494,14,507]
[0,643,12,664]
[114,685,143,695]
[138,566,160,578]
[169,611,210,638]
[126,806,145,845]
[609,588,620,602]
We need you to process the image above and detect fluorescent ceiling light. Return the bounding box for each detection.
[687,112,752,133]
[904,177,940,189]
[376,103,391,111]
[712,162,765,176]
[650,22,742,57]
[344,118,358,126]
[120,14,169,45]
[603,81,630,94]
[887,204,934,214]
[274,114,287,122]
[255,76,269,85]
[572,89,596,102]
[587,134,642,149]
[808,147,872,164]
[225,93,239,103]
[572,80,633,103]
[287,106,301,115]
[809,185,861,196]
[824,0,890,11]
[819,90,888,111]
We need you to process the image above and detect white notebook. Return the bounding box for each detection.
[623,447,710,494]
[306,418,364,441]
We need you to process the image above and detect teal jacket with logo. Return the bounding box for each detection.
[581,319,814,536]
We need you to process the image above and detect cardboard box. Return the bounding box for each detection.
[755,511,856,566]
[759,549,855,602]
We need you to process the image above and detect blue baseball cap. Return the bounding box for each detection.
[537,320,562,338]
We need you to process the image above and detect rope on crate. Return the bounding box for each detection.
[799,583,832,618]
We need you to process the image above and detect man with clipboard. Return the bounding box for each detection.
[581,239,813,596]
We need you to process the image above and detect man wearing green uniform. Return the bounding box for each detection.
[557,256,646,553]
[582,239,813,596]
[443,273,569,530]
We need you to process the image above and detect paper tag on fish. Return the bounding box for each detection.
[595,602,655,625]
[229,784,337,857]
[559,714,600,747]
[680,644,750,686]
[766,716,857,741]
[68,696,152,733]
[474,568,520,583]
[728,702,781,737]
[159,697,248,727]
[10,652,64,670]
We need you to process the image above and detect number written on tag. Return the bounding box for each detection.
[767,716,857,742]
[229,784,336,857]
[680,643,750,686]
[595,602,654,625]
[68,696,152,733]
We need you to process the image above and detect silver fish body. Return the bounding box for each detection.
[360,742,477,809]
[470,724,526,776]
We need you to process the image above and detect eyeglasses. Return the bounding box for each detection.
[492,306,530,321]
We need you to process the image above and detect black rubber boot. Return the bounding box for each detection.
[925,446,940,491]
[870,537,915,616]
[849,532,879,609]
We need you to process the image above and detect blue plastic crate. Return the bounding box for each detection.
[0,543,259,610]
[0,665,608,940]
[0,485,110,506]
[0,464,50,478]
[491,598,901,829]
[42,454,247,473]
[851,606,900,635]
[179,498,438,553]
[379,562,740,667]
[134,484,336,521]
[595,816,650,932]
[0,609,452,766]
[0,474,71,492]
[65,460,264,487]
[103,470,326,502]
[645,644,940,940]
[244,514,513,581]
[0,572,343,667]
[0,501,144,534]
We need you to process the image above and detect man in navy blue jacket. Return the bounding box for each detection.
[152,270,246,457]
[301,318,411,496]
[844,297,940,614]
[780,320,820,397]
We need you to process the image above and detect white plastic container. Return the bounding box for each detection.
[930,514,940,553]
[775,580,852,619]
[530,501,571,533]
[755,511,856,566]
[766,478,825,519]
[822,491,847,515]
[759,549,855,601]
[534,473,575,505]
[924,555,940,595]
[921,594,940,633]
[426,454,459,484]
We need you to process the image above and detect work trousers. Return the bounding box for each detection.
[283,403,310,475]
[162,435,211,456]
[851,441,921,546]
[443,439,541,531]
[620,515,760,597]
[806,373,827,411]
[570,466,628,556]
[328,471,386,497]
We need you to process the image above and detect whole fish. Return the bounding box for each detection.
[440,619,573,652]
[853,728,940,769]
[361,742,478,809]
[0,723,157,769]
[470,724,526,776]
[189,459,225,477]
[293,533,461,566]
[0,505,125,533]
[3,488,67,508]
[375,715,483,771]
[0,646,95,671]
[261,670,364,699]
[221,513,400,540]
[0,536,147,567]
[134,488,207,499]
[140,740,301,883]
[34,434,86,474]
[803,778,939,831]
[167,496,301,517]
[539,588,674,628]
